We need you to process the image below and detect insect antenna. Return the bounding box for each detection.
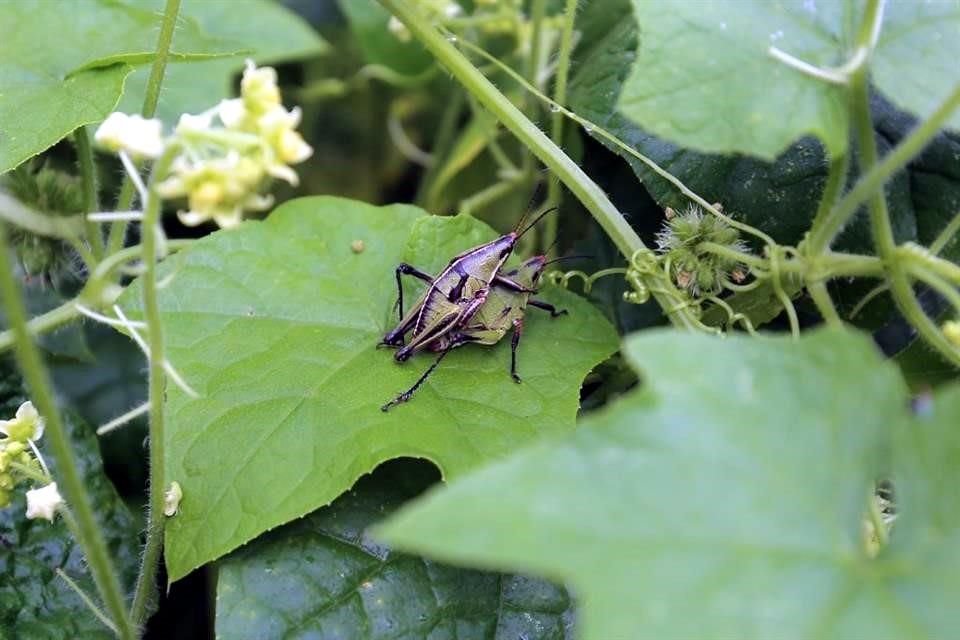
[511,182,548,233]
[543,254,592,267]
[517,206,558,239]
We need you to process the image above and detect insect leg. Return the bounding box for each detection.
[381,348,452,411]
[394,263,435,319]
[529,299,568,317]
[510,317,524,383]
[492,274,537,294]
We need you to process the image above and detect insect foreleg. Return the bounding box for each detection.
[381,348,452,411]
[529,299,568,317]
[510,317,524,383]
[394,263,435,319]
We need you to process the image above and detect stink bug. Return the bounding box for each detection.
[380,252,569,411]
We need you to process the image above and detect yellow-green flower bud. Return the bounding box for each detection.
[4,441,25,457]
[0,401,44,442]
[240,61,281,114]
[944,320,960,348]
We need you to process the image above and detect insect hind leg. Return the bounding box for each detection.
[381,348,452,411]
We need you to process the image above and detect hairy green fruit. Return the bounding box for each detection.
[655,205,749,297]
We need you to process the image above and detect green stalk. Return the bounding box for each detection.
[379,0,702,330]
[107,0,181,256]
[809,84,960,253]
[544,0,579,251]
[850,70,960,366]
[129,148,178,626]
[0,239,194,355]
[0,225,135,639]
[0,300,81,354]
[523,0,548,182]
[808,281,842,326]
[74,127,105,261]
[415,91,464,207]
[929,210,960,256]
[805,153,848,255]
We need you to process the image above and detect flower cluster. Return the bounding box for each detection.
[94,61,313,229]
[655,204,749,297]
[0,401,63,521]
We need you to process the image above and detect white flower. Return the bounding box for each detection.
[0,401,44,442]
[94,113,165,159]
[217,98,247,129]
[176,110,215,133]
[25,482,63,522]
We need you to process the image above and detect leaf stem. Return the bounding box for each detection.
[379,0,702,330]
[107,0,181,257]
[807,281,843,327]
[805,153,849,255]
[0,239,193,355]
[929,210,960,256]
[809,84,960,252]
[850,70,960,366]
[0,225,135,639]
[129,148,178,627]
[74,126,105,261]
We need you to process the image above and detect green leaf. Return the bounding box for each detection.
[0,0,247,174]
[117,0,328,125]
[0,361,139,638]
[619,0,849,159]
[336,0,433,75]
[873,0,960,132]
[117,196,617,581]
[216,459,573,639]
[569,1,960,332]
[374,329,952,639]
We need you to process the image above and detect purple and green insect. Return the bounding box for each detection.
[379,210,569,411]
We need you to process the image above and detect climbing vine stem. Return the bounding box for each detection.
[129,145,179,627]
[0,224,135,640]
[379,0,703,330]
[107,0,181,257]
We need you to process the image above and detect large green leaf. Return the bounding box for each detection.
[0,0,245,174]
[618,0,960,161]
[0,361,139,638]
[216,459,573,638]
[619,0,849,159]
[569,0,960,337]
[118,196,617,581]
[373,329,960,639]
[873,0,960,133]
[117,0,328,125]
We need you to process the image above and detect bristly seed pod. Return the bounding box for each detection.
[655,204,750,297]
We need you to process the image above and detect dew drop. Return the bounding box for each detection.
[549,103,561,113]
[446,34,458,43]
[582,123,594,133]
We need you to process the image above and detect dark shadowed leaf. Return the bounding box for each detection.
[216,459,574,639]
